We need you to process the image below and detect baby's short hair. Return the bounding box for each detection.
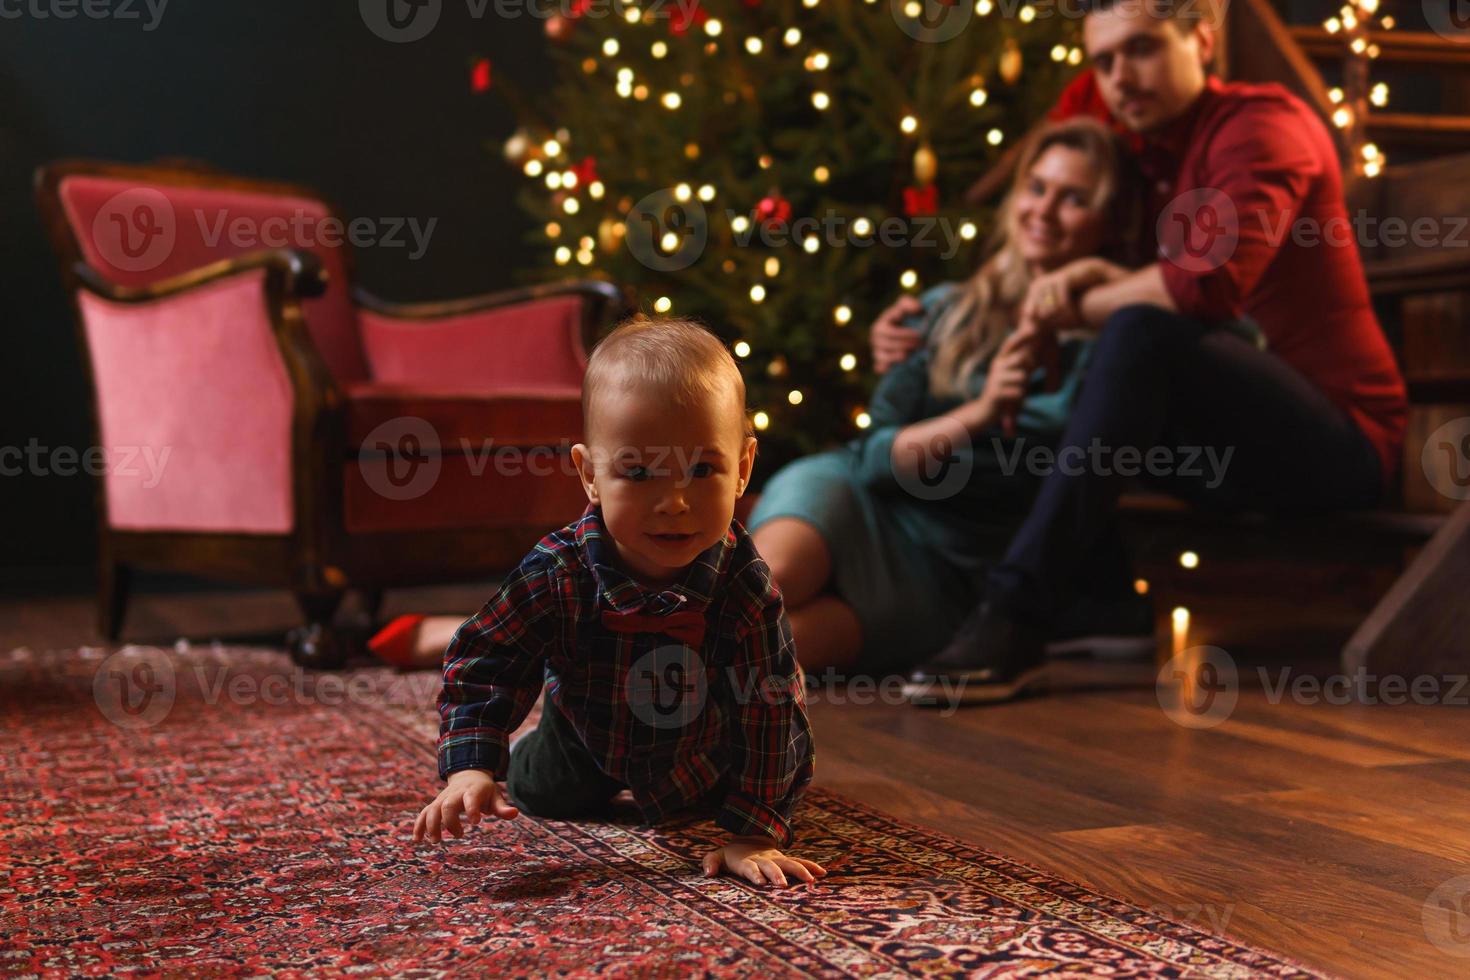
[582,316,754,442]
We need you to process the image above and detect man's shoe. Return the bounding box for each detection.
[1044,592,1156,660]
[903,601,1048,707]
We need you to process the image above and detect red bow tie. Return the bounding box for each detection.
[600,608,707,647]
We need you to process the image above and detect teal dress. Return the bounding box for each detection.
[748,284,1092,675]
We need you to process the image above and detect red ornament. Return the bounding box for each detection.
[470,58,492,93]
[669,2,708,36]
[545,14,570,39]
[572,156,599,186]
[903,185,939,217]
[755,194,791,228]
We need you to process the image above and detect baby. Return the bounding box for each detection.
[411,317,825,888]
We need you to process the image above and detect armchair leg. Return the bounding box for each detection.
[288,590,347,670]
[98,559,132,642]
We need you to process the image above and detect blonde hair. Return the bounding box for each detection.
[582,316,753,442]
[927,117,1137,398]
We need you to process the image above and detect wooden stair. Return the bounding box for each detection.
[1289,27,1470,68]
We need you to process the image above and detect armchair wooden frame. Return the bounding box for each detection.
[36,159,627,667]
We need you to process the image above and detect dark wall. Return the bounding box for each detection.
[1,2,549,592]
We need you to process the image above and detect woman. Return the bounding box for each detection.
[747,117,1145,676]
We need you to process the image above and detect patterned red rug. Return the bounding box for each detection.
[1,644,1327,978]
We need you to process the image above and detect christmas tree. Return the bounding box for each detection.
[495,0,1082,472]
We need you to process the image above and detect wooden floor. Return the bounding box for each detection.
[4,572,1467,979]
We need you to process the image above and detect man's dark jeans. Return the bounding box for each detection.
[989,304,1385,621]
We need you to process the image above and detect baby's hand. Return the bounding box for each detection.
[701,835,828,887]
[412,769,519,843]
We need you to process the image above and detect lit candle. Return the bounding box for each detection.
[1171,606,1190,659]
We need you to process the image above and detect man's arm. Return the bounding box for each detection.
[1078,264,1177,328]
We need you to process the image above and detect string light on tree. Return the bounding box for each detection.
[752,411,770,431]
[750,284,767,303]
[834,304,853,325]
[787,389,804,405]
[733,340,751,358]
[654,296,673,313]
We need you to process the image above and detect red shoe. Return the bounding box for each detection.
[368,614,428,668]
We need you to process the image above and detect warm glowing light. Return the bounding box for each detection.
[1019,4,1035,21]
[813,165,830,183]
[839,353,857,371]
[987,128,1004,145]
[576,250,593,266]
[812,91,831,110]
[562,197,580,214]
[733,341,751,358]
[853,217,873,237]
[1050,44,1067,61]
[674,183,692,202]
[1362,142,1380,160]
[900,114,919,134]
[662,92,682,110]
[579,236,594,251]
[704,17,723,36]
[545,171,562,190]
[698,184,716,202]
[784,28,802,46]
[1134,578,1149,596]
[959,221,978,240]
[589,181,605,199]
[602,38,619,56]
[624,6,640,23]
[653,296,672,313]
[651,41,668,58]
[660,231,681,253]
[764,257,781,277]
[524,159,543,177]
[749,284,767,303]
[1179,550,1200,570]
[900,269,918,289]
[1171,607,1190,658]
[731,215,750,234]
[543,139,562,156]
[745,37,763,54]
[834,304,853,325]
[855,411,872,429]
[554,246,572,265]
[753,411,770,431]
[633,85,649,100]
[1332,106,1352,128]
[561,170,578,189]
[969,88,988,107]
[787,389,803,405]
[803,237,819,254]
[976,0,993,12]
[545,222,561,238]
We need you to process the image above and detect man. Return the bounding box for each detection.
[875,0,1406,704]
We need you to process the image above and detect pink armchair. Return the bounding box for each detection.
[36,160,625,667]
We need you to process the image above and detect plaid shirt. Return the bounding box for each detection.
[437,504,814,847]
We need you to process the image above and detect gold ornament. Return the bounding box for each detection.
[598,218,625,253]
[913,142,938,186]
[1000,39,1022,85]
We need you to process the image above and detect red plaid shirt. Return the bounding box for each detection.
[437,504,814,846]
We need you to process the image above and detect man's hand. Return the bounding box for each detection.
[869,295,926,373]
[701,835,828,887]
[1022,258,1125,334]
[412,768,519,843]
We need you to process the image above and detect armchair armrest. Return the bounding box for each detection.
[355,280,628,391]
[72,247,329,303]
